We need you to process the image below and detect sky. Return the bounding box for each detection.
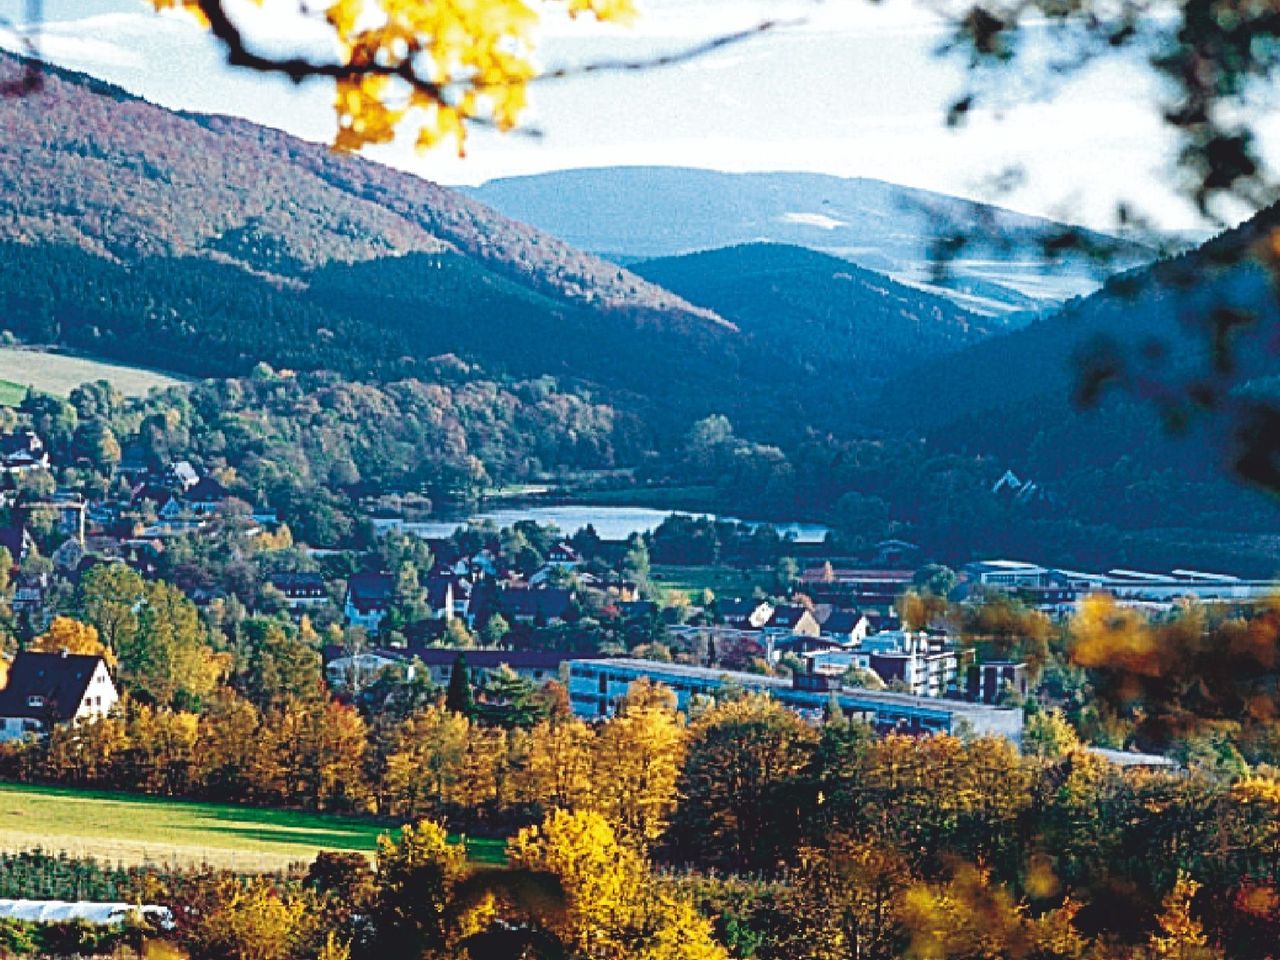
[2,0,1278,233]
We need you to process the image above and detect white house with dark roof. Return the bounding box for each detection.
[0,432,48,475]
[0,652,118,740]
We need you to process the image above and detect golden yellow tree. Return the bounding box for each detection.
[900,864,1089,960]
[1146,874,1222,960]
[589,679,687,846]
[185,876,318,960]
[30,616,113,664]
[381,702,494,818]
[274,695,372,812]
[516,714,596,813]
[507,808,727,960]
[153,0,637,154]
[369,819,472,958]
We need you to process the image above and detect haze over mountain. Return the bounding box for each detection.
[466,166,1156,317]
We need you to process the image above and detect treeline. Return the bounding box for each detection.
[5,689,1280,957]
[654,413,1280,574]
[14,363,645,547]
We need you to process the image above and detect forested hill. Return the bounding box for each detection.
[632,243,994,384]
[0,52,715,324]
[869,203,1280,533]
[0,52,1032,441]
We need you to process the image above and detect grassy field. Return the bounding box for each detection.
[651,563,771,602]
[0,782,504,871]
[0,347,184,403]
[0,380,25,406]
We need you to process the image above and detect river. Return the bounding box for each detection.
[371,504,831,543]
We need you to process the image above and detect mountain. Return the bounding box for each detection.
[631,243,994,387]
[0,55,711,325]
[870,204,1280,539]
[0,53,780,432]
[465,166,1155,317]
[0,53,1030,444]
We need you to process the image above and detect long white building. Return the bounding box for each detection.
[566,657,1023,742]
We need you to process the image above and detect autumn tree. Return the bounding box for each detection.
[30,616,112,662]
[507,808,728,960]
[669,692,818,871]
[181,875,320,960]
[515,712,597,815]
[367,820,470,958]
[773,835,913,960]
[1145,874,1222,960]
[589,679,686,847]
[273,695,372,812]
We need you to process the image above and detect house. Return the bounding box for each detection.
[961,560,1053,591]
[426,575,472,622]
[0,432,49,475]
[345,572,395,634]
[322,646,570,691]
[797,567,914,610]
[546,542,582,565]
[409,649,570,688]
[498,586,573,623]
[267,572,330,613]
[164,460,200,491]
[323,647,417,689]
[817,608,871,645]
[18,494,86,545]
[0,652,118,741]
[566,657,1023,740]
[0,526,33,566]
[717,598,774,629]
[11,570,50,626]
[862,631,969,699]
[763,604,821,639]
[873,539,921,567]
[992,469,1051,505]
[182,476,232,515]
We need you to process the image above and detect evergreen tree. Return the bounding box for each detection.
[445,652,474,717]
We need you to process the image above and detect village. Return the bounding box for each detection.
[4,425,1278,750]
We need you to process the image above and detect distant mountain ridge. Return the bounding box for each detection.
[465,166,1155,317]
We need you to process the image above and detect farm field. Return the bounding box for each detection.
[0,380,24,406]
[0,347,184,402]
[0,782,504,871]
[650,563,771,602]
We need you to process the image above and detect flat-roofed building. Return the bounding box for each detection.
[566,657,1023,742]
